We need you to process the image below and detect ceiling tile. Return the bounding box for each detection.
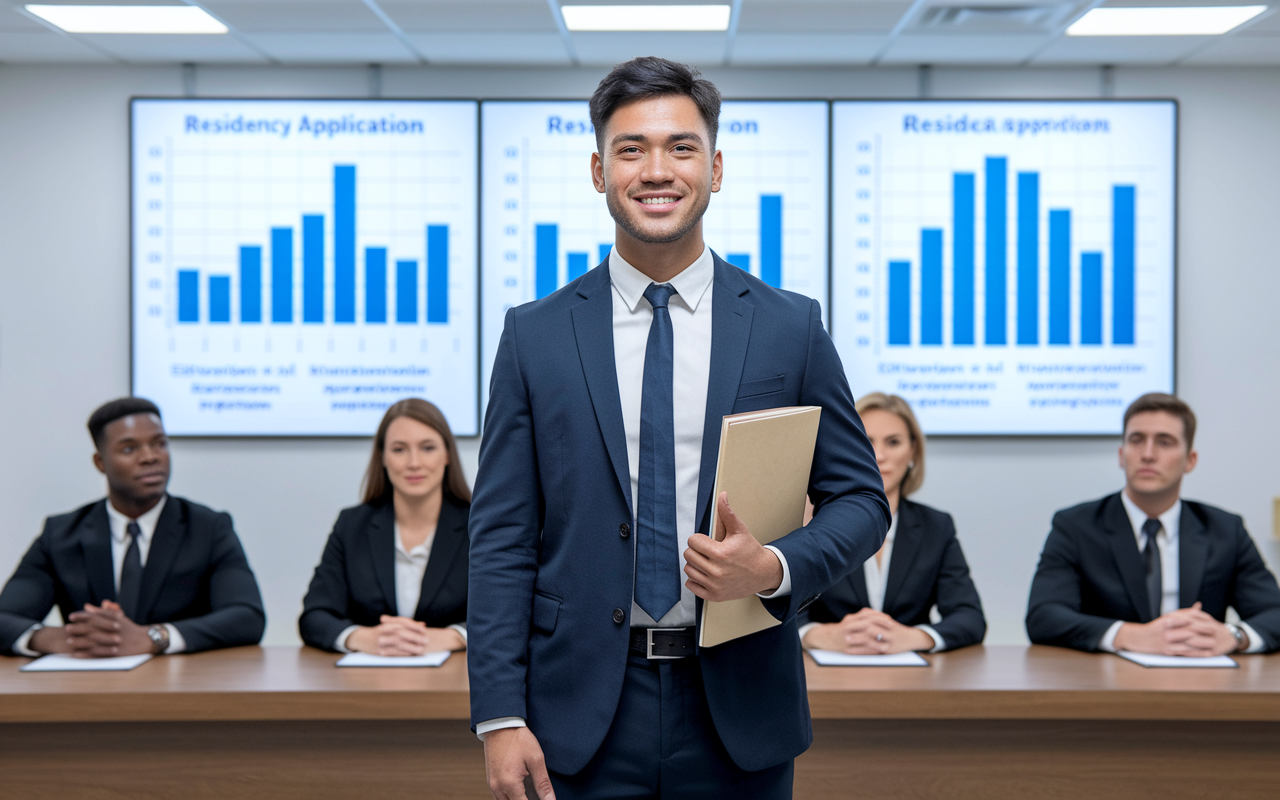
[1032,34,1214,64]
[879,34,1050,64]
[737,0,915,34]
[200,1,389,33]
[1181,33,1280,64]
[247,32,419,63]
[570,31,727,65]
[408,32,569,64]
[730,33,886,64]
[81,32,269,63]
[0,30,112,61]
[380,0,558,32]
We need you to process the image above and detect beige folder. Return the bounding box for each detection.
[698,405,821,648]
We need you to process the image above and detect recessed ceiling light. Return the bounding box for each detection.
[25,5,228,34]
[561,4,732,32]
[1066,6,1267,36]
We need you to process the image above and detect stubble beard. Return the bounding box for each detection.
[606,188,710,245]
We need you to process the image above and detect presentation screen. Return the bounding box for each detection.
[831,100,1176,435]
[480,100,829,401]
[131,98,479,436]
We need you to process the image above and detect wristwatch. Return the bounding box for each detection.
[1226,623,1246,652]
[146,624,170,654]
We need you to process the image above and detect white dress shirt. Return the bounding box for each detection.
[335,521,468,653]
[1098,490,1264,653]
[13,496,185,656]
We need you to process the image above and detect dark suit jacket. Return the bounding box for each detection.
[0,496,265,654]
[1026,492,1280,652]
[468,254,890,775]
[298,496,470,651]
[799,499,986,650]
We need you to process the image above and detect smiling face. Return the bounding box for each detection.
[1120,410,1197,501]
[93,413,170,510]
[861,408,916,500]
[591,94,722,251]
[382,415,449,501]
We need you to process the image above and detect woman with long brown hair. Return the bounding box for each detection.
[300,398,471,654]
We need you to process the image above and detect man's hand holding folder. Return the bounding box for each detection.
[684,492,785,602]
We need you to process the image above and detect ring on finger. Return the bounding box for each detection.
[876,633,884,642]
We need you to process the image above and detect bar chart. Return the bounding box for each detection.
[131,99,479,436]
[480,100,829,401]
[832,101,1175,434]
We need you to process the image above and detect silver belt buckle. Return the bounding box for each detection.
[646,627,687,660]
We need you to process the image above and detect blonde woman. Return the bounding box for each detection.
[800,393,986,654]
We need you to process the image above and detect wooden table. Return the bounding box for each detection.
[1,645,1277,798]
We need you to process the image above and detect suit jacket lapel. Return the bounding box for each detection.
[415,499,466,618]
[695,257,754,534]
[847,563,870,610]
[1178,501,1208,608]
[367,504,400,615]
[1103,493,1154,622]
[570,263,633,514]
[136,497,184,622]
[883,504,922,613]
[80,500,116,604]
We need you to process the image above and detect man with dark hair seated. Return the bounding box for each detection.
[1027,392,1280,655]
[0,397,265,657]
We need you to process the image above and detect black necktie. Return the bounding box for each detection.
[1142,518,1162,620]
[118,521,144,620]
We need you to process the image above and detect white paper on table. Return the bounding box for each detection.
[19,653,153,672]
[808,650,929,667]
[335,651,451,668]
[1116,651,1238,668]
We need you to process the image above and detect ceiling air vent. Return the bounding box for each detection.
[912,3,1079,33]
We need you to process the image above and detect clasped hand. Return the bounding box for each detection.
[683,492,783,602]
[1114,602,1242,656]
[346,615,464,656]
[802,608,934,655]
[58,600,153,657]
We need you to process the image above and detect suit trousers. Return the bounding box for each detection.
[549,652,794,800]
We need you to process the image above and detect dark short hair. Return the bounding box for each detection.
[1123,392,1196,450]
[362,398,471,506]
[589,56,722,154]
[87,397,162,449]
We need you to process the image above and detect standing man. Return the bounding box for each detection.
[469,58,888,799]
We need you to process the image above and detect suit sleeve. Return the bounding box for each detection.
[1025,514,1116,650]
[0,527,58,654]
[168,512,265,652]
[929,520,987,650]
[298,522,356,651]
[766,299,891,622]
[1227,519,1280,653]
[467,308,543,728]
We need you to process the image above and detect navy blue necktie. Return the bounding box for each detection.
[1142,518,1162,620]
[119,521,144,620]
[636,283,680,621]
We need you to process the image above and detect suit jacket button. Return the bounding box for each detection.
[612,608,625,624]
[619,523,630,539]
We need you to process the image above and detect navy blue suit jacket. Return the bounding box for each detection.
[468,255,889,774]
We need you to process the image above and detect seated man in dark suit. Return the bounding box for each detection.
[0,398,265,657]
[1027,393,1280,655]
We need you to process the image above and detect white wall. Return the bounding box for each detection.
[1,62,1277,647]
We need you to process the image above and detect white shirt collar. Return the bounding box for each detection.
[608,244,714,315]
[1120,489,1181,546]
[393,522,432,559]
[105,495,168,545]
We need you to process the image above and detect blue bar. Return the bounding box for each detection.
[598,244,611,265]
[760,195,782,288]
[921,229,943,346]
[396,260,417,323]
[953,173,975,345]
[535,224,558,299]
[726,253,751,271]
[1081,252,1103,346]
[1017,172,1039,345]
[303,214,324,323]
[240,246,261,323]
[888,260,910,346]
[334,165,356,324]
[366,247,386,324]
[271,227,292,323]
[567,252,589,283]
[1049,209,1071,345]
[209,275,230,323]
[178,270,199,323]
[1113,185,1135,345]
[985,157,1007,346]
[427,225,449,324]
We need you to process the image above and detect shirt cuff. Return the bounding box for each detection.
[335,625,361,654]
[476,717,527,741]
[1097,620,1125,653]
[797,622,820,649]
[1239,621,1267,654]
[915,624,946,653]
[756,546,792,598]
[448,623,467,646]
[163,624,187,654]
[13,624,43,657]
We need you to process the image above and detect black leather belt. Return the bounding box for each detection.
[629,627,695,660]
